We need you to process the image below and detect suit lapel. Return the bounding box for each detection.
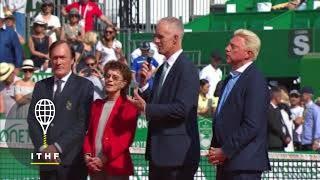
[161,53,183,89]
[104,96,123,129]
[45,77,55,100]
[59,74,76,100]
[218,64,255,117]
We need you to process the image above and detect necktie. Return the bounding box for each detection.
[155,62,169,99]
[54,79,63,100]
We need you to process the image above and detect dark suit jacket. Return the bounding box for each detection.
[211,63,270,172]
[141,52,200,167]
[27,73,93,168]
[268,104,285,150]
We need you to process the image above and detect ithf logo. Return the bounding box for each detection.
[30,99,60,165]
[290,29,312,56]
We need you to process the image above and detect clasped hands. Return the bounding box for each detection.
[41,144,61,163]
[207,147,227,165]
[84,154,107,172]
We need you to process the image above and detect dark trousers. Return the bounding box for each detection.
[40,164,87,180]
[149,163,198,180]
[216,166,262,180]
[301,144,312,151]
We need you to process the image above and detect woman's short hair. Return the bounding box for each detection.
[104,61,132,97]
[83,32,98,46]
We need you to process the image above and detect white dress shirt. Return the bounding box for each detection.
[7,0,26,14]
[53,71,72,97]
[140,49,183,92]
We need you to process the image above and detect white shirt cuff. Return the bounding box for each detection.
[139,83,149,93]
[54,142,63,153]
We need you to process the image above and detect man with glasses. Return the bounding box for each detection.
[289,90,304,150]
[79,55,105,100]
[34,0,61,43]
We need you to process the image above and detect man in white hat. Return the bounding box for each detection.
[0,62,21,116]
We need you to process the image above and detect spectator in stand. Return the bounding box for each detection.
[75,31,97,73]
[13,60,36,118]
[96,26,125,67]
[300,87,320,151]
[34,0,61,43]
[0,62,20,117]
[60,8,84,53]
[289,89,304,150]
[130,42,165,66]
[199,51,222,99]
[277,85,294,152]
[212,80,223,114]
[272,0,306,10]
[78,55,105,100]
[4,11,25,44]
[83,61,138,179]
[198,79,213,117]
[131,42,158,87]
[316,97,320,106]
[6,0,26,39]
[28,20,52,68]
[268,86,290,151]
[0,14,23,68]
[62,0,113,32]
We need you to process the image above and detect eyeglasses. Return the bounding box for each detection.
[105,31,114,34]
[86,63,96,67]
[70,15,79,18]
[104,74,123,81]
[42,4,52,7]
[23,69,34,73]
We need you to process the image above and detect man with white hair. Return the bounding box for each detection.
[208,29,270,180]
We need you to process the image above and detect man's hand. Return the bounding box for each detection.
[127,89,146,113]
[42,145,60,163]
[207,147,227,165]
[139,61,153,87]
[312,140,320,151]
[294,117,304,126]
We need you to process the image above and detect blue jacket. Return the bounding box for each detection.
[211,64,270,171]
[0,26,23,67]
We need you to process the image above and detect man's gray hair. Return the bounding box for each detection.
[158,17,184,39]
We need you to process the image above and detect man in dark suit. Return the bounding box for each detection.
[268,86,287,151]
[129,17,200,180]
[27,40,93,180]
[208,29,270,180]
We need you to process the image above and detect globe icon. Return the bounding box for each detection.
[34,99,55,135]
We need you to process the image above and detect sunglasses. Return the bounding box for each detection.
[86,63,96,67]
[42,4,53,7]
[105,31,114,34]
[290,94,300,98]
[23,69,34,73]
[70,15,79,18]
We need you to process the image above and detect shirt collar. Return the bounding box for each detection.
[235,61,253,73]
[1,24,7,30]
[54,71,72,83]
[306,100,314,108]
[165,49,183,67]
[229,61,253,78]
[270,102,278,109]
